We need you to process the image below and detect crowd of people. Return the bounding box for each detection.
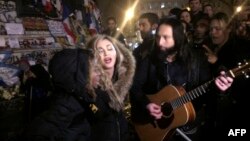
[16,0,250,141]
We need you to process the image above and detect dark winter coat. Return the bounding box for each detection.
[22,49,92,141]
[129,45,217,137]
[210,36,250,132]
[23,46,135,141]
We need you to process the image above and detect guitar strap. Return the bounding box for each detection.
[187,52,200,91]
[158,61,171,87]
[164,61,172,84]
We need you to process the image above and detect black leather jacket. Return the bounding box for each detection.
[130,46,214,120]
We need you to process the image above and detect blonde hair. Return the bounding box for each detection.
[85,34,127,111]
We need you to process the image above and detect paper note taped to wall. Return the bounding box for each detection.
[0,37,6,47]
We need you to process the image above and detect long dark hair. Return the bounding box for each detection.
[156,18,194,67]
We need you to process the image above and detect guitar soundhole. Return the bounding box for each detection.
[156,102,174,129]
[161,102,173,118]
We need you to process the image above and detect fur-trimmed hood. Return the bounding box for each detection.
[112,44,135,108]
[86,35,136,111]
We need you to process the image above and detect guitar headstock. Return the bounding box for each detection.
[228,60,250,79]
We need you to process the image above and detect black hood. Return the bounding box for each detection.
[48,48,91,97]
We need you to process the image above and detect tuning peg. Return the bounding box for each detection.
[245,74,249,79]
[244,60,250,78]
[238,62,242,66]
[243,59,249,65]
[237,62,242,68]
[238,60,249,66]
[242,69,250,78]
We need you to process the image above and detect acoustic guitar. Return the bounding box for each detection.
[132,61,250,141]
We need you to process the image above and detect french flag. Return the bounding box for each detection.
[61,0,76,45]
[84,0,100,36]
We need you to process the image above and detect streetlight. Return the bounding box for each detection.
[236,6,242,13]
[125,8,134,22]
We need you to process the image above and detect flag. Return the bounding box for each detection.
[61,0,76,45]
[43,0,53,13]
[84,0,101,36]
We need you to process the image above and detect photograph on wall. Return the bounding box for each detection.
[4,11,17,22]
[0,0,7,13]
[46,20,66,36]
[0,13,7,22]
[5,23,24,35]
[8,37,20,48]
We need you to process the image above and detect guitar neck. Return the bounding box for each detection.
[170,80,214,109]
[169,59,250,109]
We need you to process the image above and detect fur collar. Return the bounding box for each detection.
[112,46,135,110]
